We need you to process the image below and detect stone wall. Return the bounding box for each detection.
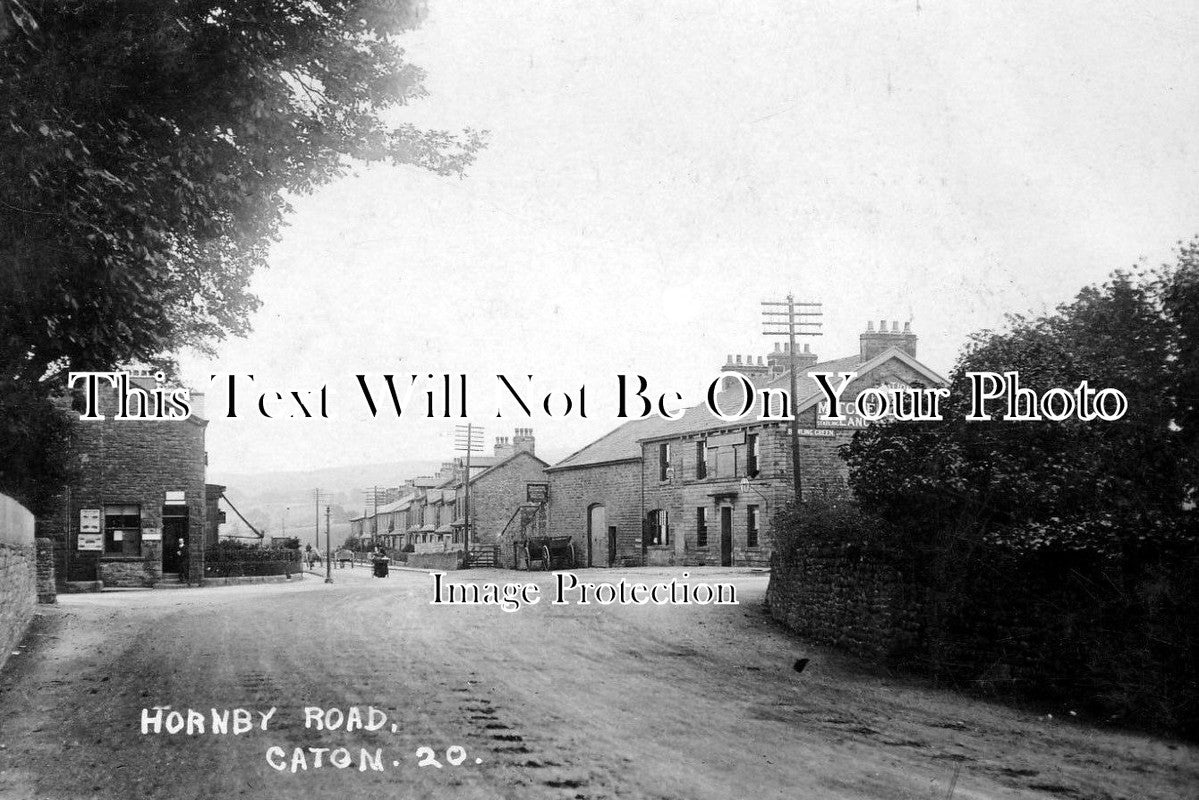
[35,538,56,603]
[767,538,923,663]
[767,506,1199,735]
[546,460,644,567]
[407,551,466,571]
[0,494,36,673]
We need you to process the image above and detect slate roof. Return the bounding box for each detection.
[548,347,946,469]
[453,450,549,486]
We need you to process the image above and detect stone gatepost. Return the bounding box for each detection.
[35,537,56,604]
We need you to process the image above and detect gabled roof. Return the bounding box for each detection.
[635,348,946,443]
[464,456,498,469]
[456,449,549,485]
[549,347,947,465]
[546,415,683,471]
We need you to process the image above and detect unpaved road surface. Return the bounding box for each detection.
[0,567,1195,800]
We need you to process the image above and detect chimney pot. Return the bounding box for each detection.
[735,355,742,364]
[879,318,886,331]
[892,320,899,332]
[903,321,911,333]
[726,354,733,363]
[774,342,781,352]
[804,344,810,353]
[866,321,874,332]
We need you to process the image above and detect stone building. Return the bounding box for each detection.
[544,417,673,568]
[37,373,210,587]
[466,452,550,568]
[353,429,549,566]
[546,321,945,568]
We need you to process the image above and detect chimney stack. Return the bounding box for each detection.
[513,427,536,455]
[859,319,918,361]
[722,350,769,377]
[493,435,514,460]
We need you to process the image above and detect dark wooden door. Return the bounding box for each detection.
[607,526,617,567]
[162,516,187,574]
[720,507,733,566]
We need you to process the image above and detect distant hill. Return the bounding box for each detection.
[212,460,444,507]
[209,450,573,546]
[210,460,444,544]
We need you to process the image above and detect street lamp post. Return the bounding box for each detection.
[740,477,770,512]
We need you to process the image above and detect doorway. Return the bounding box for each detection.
[607,525,617,567]
[161,507,189,574]
[587,504,608,567]
[720,506,733,567]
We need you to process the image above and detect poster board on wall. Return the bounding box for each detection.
[79,508,101,534]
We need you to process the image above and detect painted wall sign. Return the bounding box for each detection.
[164,490,186,504]
[142,528,162,542]
[706,431,745,448]
[817,381,912,428]
[77,533,102,551]
[526,483,549,503]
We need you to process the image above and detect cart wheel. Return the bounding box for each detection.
[542,545,552,570]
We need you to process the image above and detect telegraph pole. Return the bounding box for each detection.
[364,485,382,547]
[324,505,333,584]
[454,423,484,554]
[762,294,822,503]
[312,488,321,549]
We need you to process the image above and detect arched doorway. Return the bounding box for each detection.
[587,504,608,567]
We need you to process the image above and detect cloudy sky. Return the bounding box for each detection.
[180,0,1199,475]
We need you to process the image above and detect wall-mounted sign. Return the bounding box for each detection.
[797,428,837,437]
[142,528,162,542]
[78,533,102,551]
[79,508,101,533]
[526,483,549,503]
[112,530,123,542]
[165,490,186,505]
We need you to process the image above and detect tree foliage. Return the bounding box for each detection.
[0,1,483,508]
[844,241,1199,555]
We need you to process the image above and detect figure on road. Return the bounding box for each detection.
[372,545,389,578]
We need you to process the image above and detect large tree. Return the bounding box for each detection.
[844,241,1199,554]
[0,0,483,509]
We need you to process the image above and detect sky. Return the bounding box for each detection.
[179,0,1199,476]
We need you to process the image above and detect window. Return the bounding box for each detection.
[747,505,759,548]
[659,442,671,482]
[715,446,733,478]
[696,507,708,548]
[103,504,141,556]
[695,440,708,479]
[646,509,670,546]
[747,433,760,478]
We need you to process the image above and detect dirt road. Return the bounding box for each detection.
[0,567,1194,800]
